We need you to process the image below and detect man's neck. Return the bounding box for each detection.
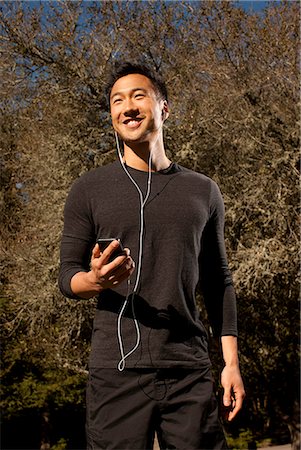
[123,140,171,172]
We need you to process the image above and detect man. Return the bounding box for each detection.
[59,62,245,450]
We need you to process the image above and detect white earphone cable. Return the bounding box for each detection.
[115,132,152,371]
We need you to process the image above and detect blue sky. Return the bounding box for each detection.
[235,1,281,12]
[24,0,285,16]
[25,0,281,12]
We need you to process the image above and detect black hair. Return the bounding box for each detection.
[105,61,168,108]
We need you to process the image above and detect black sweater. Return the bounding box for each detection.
[59,161,237,369]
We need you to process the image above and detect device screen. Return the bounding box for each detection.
[97,238,124,262]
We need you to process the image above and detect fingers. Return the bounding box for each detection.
[221,365,245,422]
[235,388,245,412]
[221,386,233,422]
[223,387,232,409]
[108,253,135,281]
[99,240,125,265]
[229,388,245,421]
[223,387,245,421]
[90,240,135,289]
[108,261,135,286]
[92,242,101,259]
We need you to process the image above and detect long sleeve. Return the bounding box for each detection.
[59,176,96,299]
[199,181,237,337]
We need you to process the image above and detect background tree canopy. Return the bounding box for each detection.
[0,1,299,449]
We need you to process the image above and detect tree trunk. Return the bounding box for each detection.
[40,409,51,450]
[287,401,300,450]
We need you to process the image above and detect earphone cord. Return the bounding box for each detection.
[115,132,152,371]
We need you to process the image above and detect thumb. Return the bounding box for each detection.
[223,387,232,407]
[92,243,101,259]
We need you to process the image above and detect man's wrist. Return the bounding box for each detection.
[221,335,240,368]
[224,359,240,368]
[86,270,104,292]
[70,270,104,299]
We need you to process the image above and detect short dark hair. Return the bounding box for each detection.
[105,61,168,108]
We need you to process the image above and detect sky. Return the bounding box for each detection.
[23,0,285,17]
[25,0,281,12]
[236,1,281,12]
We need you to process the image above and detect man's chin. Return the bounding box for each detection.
[117,129,154,146]
[121,135,148,145]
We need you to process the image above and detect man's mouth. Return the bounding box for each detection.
[123,118,143,128]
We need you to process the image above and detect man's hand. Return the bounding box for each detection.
[90,240,135,290]
[70,240,135,299]
[221,364,245,421]
[220,335,245,421]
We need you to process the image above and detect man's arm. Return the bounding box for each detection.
[59,177,135,299]
[70,241,135,299]
[199,180,245,420]
[220,335,245,421]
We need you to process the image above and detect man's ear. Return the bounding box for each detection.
[161,101,170,122]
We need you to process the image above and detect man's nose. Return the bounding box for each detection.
[123,99,139,116]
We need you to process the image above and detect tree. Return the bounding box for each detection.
[0,1,299,447]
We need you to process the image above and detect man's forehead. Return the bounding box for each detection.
[110,73,156,98]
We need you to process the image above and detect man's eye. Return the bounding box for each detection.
[113,98,122,104]
[135,94,145,99]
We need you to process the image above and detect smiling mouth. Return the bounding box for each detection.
[123,118,143,128]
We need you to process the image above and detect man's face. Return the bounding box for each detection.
[110,73,168,145]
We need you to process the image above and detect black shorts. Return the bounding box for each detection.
[86,367,228,450]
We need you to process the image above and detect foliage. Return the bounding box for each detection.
[226,428,259,450]
[51,439,68,450]
[0,1,299,448]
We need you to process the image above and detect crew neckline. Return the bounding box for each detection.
[123,161,180,175]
